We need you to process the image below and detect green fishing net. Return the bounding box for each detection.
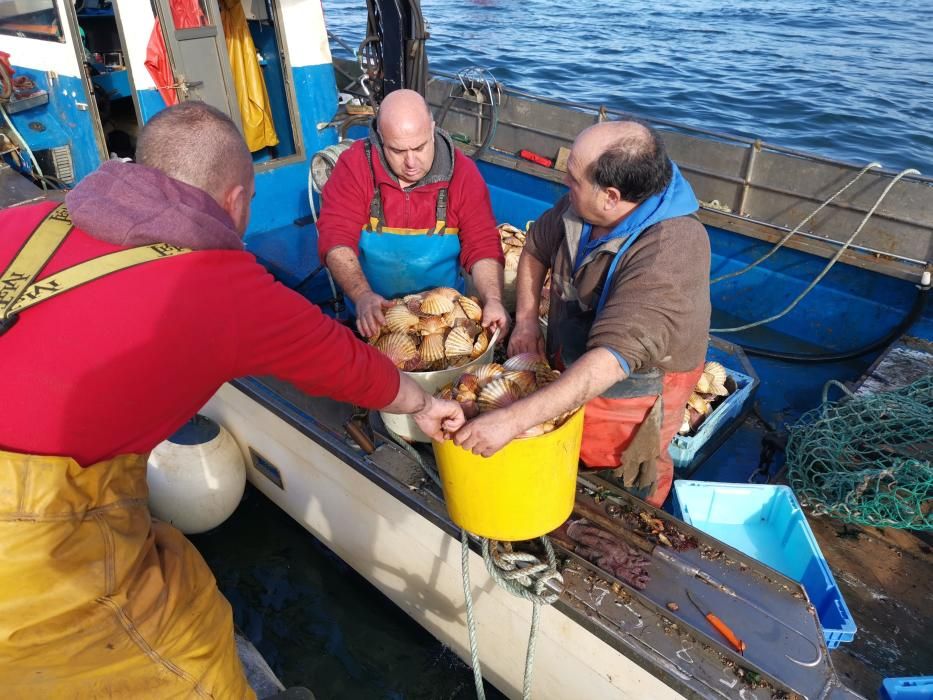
[787,374,933,531]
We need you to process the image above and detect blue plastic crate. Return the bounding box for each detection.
[668,367,758,469]
[673,481,857,649]
[880,677,933,700]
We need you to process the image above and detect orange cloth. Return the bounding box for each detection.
[144,20,177,107]
[580,365,704,507]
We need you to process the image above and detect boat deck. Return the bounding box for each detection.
[238,220,932,698]
[817,337,933,694]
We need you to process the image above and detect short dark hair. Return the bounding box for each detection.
[136,102,253,200]
[587,120,672,203]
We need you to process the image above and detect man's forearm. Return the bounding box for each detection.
[505,347,627,431]
[326,246,373,303]
[381,372,431,414]
[513,252,547,324]
[470,258,504,303]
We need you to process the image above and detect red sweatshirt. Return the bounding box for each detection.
[316,131,504,272]
[0,186,399,466]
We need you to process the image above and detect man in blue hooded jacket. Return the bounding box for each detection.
[453,120,711,506]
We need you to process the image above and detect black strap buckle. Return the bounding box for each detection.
[0,313,19,336]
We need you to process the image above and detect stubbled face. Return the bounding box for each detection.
[380,122,435,186]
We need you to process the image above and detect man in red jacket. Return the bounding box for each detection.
[317,89,509,338]
[0,102,463,699]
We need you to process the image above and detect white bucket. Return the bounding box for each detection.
[380,329,500,443]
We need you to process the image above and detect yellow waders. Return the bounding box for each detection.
[0,206,253,697]
[0,451,255,699]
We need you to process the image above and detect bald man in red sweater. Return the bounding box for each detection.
[0,102,463,698]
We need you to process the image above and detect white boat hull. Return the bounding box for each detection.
[202,383,684,700]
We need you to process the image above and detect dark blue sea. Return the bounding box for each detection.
[323,0,933,173]
[194,3,930,698]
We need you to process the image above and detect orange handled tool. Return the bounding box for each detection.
[685,589,747,655]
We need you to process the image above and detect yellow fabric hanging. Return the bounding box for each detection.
[221,0,279,152]
[0,450,255,699]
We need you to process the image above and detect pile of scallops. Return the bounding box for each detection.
[370,287,493,372]
[438,353,575,437]
[678,361,731,435]
[498,222,527,273]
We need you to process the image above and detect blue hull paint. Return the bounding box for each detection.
[247,63,339,234]
[8,68,101,182]
[137,88,168,124]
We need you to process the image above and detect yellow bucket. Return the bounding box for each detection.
[432,407,584,541]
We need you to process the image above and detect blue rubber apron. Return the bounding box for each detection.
[358,141,464,301]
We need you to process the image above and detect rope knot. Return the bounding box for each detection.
[482,538,563,606]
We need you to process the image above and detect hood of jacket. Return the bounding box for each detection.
[65,160,244,251]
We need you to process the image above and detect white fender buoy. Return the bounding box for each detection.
[147,415,246,534]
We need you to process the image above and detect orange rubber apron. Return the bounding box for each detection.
[552,226,703,507]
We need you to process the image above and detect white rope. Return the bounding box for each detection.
[711,167,920,333]
[710,161,881,285]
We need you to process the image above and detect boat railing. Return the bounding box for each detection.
[327,47,931,282]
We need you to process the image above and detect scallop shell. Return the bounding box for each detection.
[433,287,462,301]
[421,292,455,315]
[401,356,425,372]
[442,304,468,326]
[444,326,475,358]
[473,362,506,387]
[503,352,549,373]
[456,373,481,395]
[438,384,455,401]
[458,295,483,322]
[449,355,472,368]
[534,366,560,388]
[375,332,418,368]
[367,326,384,346]
[456,388,477,403]
[418,315,449,336]
[504,248,521,272]
[497,223,524,237]
[455,319,483,339]
[686,392,711,416]
[471,330,490,358]
[406,296,424,316]
[503,369,537,395]
[501,235,524,249]
[420,333,446,363]
[384,304,420,333]
[477,377,523,411]
[699,361,729,396]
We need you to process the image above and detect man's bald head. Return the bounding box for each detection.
[375,89,436,187]
[376,89,433,138]
[573,120,672,203]
[136,102,253,204]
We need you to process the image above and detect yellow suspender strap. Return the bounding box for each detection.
[0,204,73,319]
[0,204,192,333]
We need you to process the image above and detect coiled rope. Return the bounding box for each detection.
[711,167,920,333]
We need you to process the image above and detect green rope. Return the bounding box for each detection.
[787,374,933,530]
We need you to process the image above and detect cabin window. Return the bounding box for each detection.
[0,0,63,41]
